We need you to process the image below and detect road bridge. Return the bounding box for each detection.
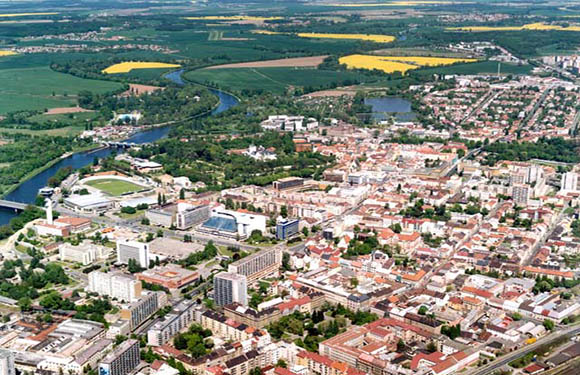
[0,200,28,211]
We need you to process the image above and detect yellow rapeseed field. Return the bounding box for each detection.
[339,55,418,74]
[185,16,282,21]
[0,51,16,57]
[448,22,580,32]
[102,62,181,74]
[338,54,477,74]
[297,33,395,43]
[0,12,58,17]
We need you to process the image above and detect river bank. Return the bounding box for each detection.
[0,69,240,225]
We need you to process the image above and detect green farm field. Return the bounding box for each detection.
[85,178,145,196]
[185,67,368,94]
[0,66,123,114]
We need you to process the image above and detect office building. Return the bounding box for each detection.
[147,299,196,346]
[276,218,300,240]
[117,239,149,268]
[272,177,304,191]
[214,272,247,306]
[176,203,210,230]
[228,247,281,282]
[0,349,15,375]
[146,203,210,229]
[88,271,142,302]
[120,291,164,330]
[99,339,140,375]
[561,172,579,192]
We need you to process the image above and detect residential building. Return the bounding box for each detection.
[120,291,164,330]
[88,271,142,302]
[147,299,196,346]
[99,339,140,375]
[0,350,15,375]
[561,172,578,192]
[117,239,149,268]
[228,247,281,282]
[214,272,248,306]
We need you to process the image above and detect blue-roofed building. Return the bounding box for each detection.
[198,208,267,239]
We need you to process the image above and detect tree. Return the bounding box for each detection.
[127,258,143,274]
[302,227,309,237]
[280,205,288,218]
[350,277,359,288]
[543,319,555,331]
[276,359,287,368]
[397,339,405,352]
[179,188,185,199]
[426,341,437,353]
[18,297,31,312]
[418,306,428,315]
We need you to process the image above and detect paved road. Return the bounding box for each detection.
[467,325,580,375]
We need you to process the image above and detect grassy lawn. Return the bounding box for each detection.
[0,125,86,136]
[0,66,123,114]
[85,178,144,196]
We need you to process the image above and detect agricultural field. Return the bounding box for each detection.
[338,54,478,74]
[85,178,145,196]
[185,67,369,94]
[0,67,123,114]
[296,33,396,43]
[102,62,182,74]
[204,56,329,70]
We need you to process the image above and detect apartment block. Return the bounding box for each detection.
[117,239,149,268]
[147,299,196,346]
[99,339,140,375]
[88,271,142,302]
[214,272,247,306]
[228,247,281,282]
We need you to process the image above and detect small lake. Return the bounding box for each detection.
[0,69,239,225]
[364,97,415,122]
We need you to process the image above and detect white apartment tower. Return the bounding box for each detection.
[561,172,579,192]
[0,350,15,375]
[88,271,142,302]
[214,272,248,306]
[117,239,149,268]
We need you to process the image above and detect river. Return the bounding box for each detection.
[0,70,239,225]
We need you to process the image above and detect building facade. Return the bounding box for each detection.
[88,271,142,302]
[214,272,248,306]
[117,240,149,268]
[99,339,140,375]
[228,247,281,283]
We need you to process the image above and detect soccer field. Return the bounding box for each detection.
[85,179,144,196]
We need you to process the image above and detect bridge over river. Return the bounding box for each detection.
[0,200,29,211]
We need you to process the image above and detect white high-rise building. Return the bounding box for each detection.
[88,271,142,302]
[214,272,247,306]
[561,172,579,192]
[117,239,149,268]
[0,350,15,375]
